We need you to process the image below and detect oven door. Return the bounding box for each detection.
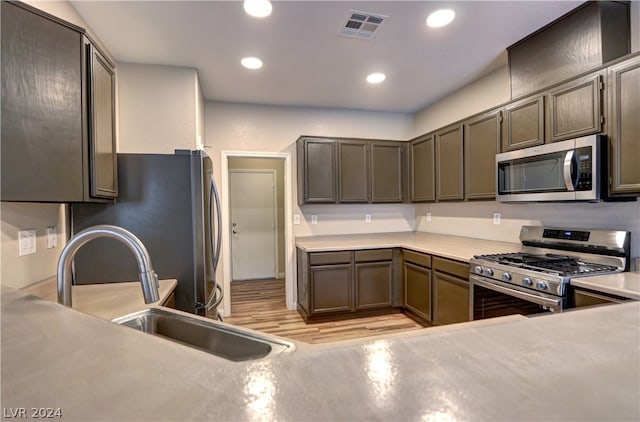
[469,274,564,320]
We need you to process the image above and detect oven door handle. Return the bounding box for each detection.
[470,275,562,309]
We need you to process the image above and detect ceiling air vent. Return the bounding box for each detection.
[338,10,388,40]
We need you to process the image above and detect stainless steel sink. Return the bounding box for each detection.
[112,308,294,362]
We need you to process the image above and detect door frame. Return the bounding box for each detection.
[228,168,278,280]
[220,150,293,317]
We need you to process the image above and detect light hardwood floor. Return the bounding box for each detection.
[223,278,428,344]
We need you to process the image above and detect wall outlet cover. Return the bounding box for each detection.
[293,214,301,225]
[18,229,37,256]
[426,212,432,222]
[46,226,57,249]
[365,213,371,223]
[493,212,501,225]
[311,215,318,225]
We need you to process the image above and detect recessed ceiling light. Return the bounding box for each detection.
[366,73,386,84]
[241,57,263,70]
[426,9,455,28]
[243,0,272,18]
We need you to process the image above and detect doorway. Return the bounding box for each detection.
[229,169,278,280]
[220,151,293,318]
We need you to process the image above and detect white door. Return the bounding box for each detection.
[229,170,277,280]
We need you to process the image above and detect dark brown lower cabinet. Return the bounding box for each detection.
[355,261,393,310]
[432,257,470,325]
[310,264,352,314]
[403,262,432,321]
[297,248,397,320]
[570,287,629,309]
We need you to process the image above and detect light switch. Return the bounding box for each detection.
[18,229,36,256]
[47,226,57,249]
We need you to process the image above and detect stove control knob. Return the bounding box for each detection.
[536,281,548,291]
[484,268,494,276]
[522,277,533,287]
[474,266,483,275]
[502,272,512,281]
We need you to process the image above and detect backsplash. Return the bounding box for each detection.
[415,200,640,261]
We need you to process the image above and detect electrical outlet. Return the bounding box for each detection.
[426,212,432,222]
[493,212,501,225]
[365,214,371,223]
[46,226,57,249]
[18,229,36,256]
[311,215,318,225]
[293,214,301,225]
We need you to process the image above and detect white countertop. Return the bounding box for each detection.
[296,231,521,262]
[2,286,638,421]
[571,271,640,300]
[22,278,178,320]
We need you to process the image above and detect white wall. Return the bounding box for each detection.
[205,101,415,237]
[117,63,202,153]
[1,1,98,288]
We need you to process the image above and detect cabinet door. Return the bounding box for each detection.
[337,139,369,202]
[310,264,352,314]
[409,135,435,202]
[464,109,502,200]
[432,271,469,325]
[435,124,464,201]
[571,288,627,308]
[404,262,431,321]
[1,2,84,201]
[546,72,604,143]
[298,138,337,203]
[608,56,640,196]
[503,95,544,151]
[370,141,404,203]
[355,261,393,310]
[88,42,118,198]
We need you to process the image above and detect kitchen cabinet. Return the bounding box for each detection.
[408,134,435,202]
[435,124,464,201]
[570,287,630,309]
[297,137,337,204]
[355,249,393,310]
[432,257,469,325]
[337,139,368,203]
[607,54,640,196]
[297,248,397,320]
[503,95,545,152]
[463,109,502,200]
[1,1,117,202]
[546,72,604,143]
[403,250,432,322]
[370,141,404,203]
[298,136,404,204]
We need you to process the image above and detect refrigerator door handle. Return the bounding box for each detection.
[210,175,222,271]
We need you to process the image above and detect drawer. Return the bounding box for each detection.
[309,251,351,266]
[403,249,431,268]
[432,256,468,279]
[355,249,393,263]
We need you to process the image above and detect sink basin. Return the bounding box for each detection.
[112,308,294,362]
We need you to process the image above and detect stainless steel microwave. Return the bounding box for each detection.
[496,135,607,202]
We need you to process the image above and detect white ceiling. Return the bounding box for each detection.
[70,1,583,113]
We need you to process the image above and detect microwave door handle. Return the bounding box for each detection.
[563,150,576,191]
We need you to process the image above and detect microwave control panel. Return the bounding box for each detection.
[576,146,592,191]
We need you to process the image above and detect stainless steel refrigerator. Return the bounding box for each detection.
[70,150,222,317]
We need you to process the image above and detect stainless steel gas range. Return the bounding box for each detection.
[469,226,631,320]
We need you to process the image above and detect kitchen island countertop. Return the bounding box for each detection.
[570,271,640,300]
[2,286,638,421]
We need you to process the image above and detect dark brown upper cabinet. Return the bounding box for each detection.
[435,124,464,201]
[546,72,604,143]
[337,139,369,203]
[607,54,640,196]
[370,141,404,203]
[409,134,435,202]
[87,39,118,199]
[1,1,117,203]
[463,109,502,200]
[297,137,337,204]
[503,95,545,152]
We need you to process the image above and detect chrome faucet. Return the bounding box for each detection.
[57,225,160,307]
